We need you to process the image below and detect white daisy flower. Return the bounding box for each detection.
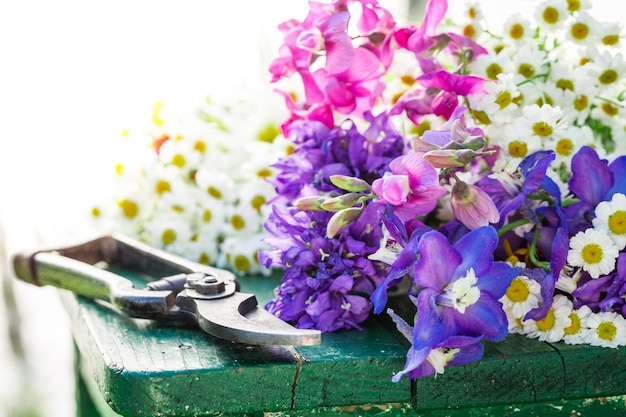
[551,125,595,166]
[562,305,593,345]
[564,12,599,46]
[470,52,516,82]
[593,193,626,250]
[218,233,271,275]
[567,228,619,278]
[522,294,573,342]
[589,98,625,130]
[585,311,626,348]
[586,50,626,93]
[502,13,533,44]
[597,21,624,49]
[194,168,238,204]
[565,0,592,14]
[515,104,569,144]
[534,0,570,32]
[511,44,549,82]
[500,275,542,319]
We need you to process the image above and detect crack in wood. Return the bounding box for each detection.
[286,346,303,409]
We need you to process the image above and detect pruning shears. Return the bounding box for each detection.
[12,234,321,346]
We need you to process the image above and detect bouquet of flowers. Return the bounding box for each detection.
[91,87,289,275]
[259,0,626,381]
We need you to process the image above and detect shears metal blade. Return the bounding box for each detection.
[12,234,321,346]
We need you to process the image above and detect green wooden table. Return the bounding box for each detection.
[63,273,626,416]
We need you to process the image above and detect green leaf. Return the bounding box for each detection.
[330,175,372,192]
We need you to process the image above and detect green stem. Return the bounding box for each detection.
[497,218,531,237]
[529,227,550,271]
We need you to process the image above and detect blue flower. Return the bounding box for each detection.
[410,227,517,350]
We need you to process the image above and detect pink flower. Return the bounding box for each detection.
[450,180,500,230]
[372,153,447,221]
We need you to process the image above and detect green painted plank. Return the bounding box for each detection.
[63,269,626,416]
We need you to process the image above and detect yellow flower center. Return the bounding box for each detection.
[597,321,617,341]
[556,79,574,91]
[509,23,524,40]
[518,63,535,78]
[581,243,603,264]
[508,141,528,158]
[556,138,574,156]
[564,312,581,335]
[486,63,503,80]
[574,95,589,111]
[400,74,416,86]
[608,211,626,235]
[542,7,560,24]
[91,207,101,218]
[171,154,186,168]
[602,35,619,46]
[257,168,273,178]
[251,195,266,214]
[599,69,618,85]
[162,229,176,246]
[172,205,184,213]
[535,95,554,107]
[152,101,165,126]
[506,277,530,302]
[115,163,124,176]
[194,140,207,153]
[472,110,491,125]
[496,91,512,109]
[258,124,280,143]
[202,209,212,223]
[463,23,476,38]
[536,308,556,332]
[571,22,589,40]
[412,120,431,137]
[532,122,553,137]
[567,0,580,12]
[155,180,171,195]
[118,199,139,219]
[231,214,246,230]
[596,321,617,341]
[602,102,619,117]
[234,255,251,272]
[198,252,210,265]
[468,6,477,19]
[207,186,222,199]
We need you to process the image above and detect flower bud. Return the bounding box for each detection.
[293,195,328,211]
[326,206,364,238]
[330,175,372,192]
[450,180,500,230]
[320,192,366,211]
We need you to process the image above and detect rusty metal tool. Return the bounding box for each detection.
[12,233,321,346]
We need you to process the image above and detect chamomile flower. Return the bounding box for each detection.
[194,168,238,204]
[586,50,626,94]
[589,98,625,130]
[564,12,599,46]
[516,104,568,144]
[522,294,573,342]
[593,193,626,250]
[502,13,533,44]
[597,21,624,49]
[500,275,542,319]
[534,0,569,32]
[567,228,619,278]
[511,44,549,82]
[551,125,594,166]
[585,311,626,348]
[562,305,593,345]
[470,52,516,81]
[565,0,592,14]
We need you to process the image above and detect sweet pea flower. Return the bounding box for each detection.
[450,179,500,230]
[372,153,447,222]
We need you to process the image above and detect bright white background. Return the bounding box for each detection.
[0,1,621,416]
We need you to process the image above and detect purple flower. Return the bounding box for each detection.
[410,227,517,349]
[387,307,483,380]
[566,146,626,234]
[477,150,557,228]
